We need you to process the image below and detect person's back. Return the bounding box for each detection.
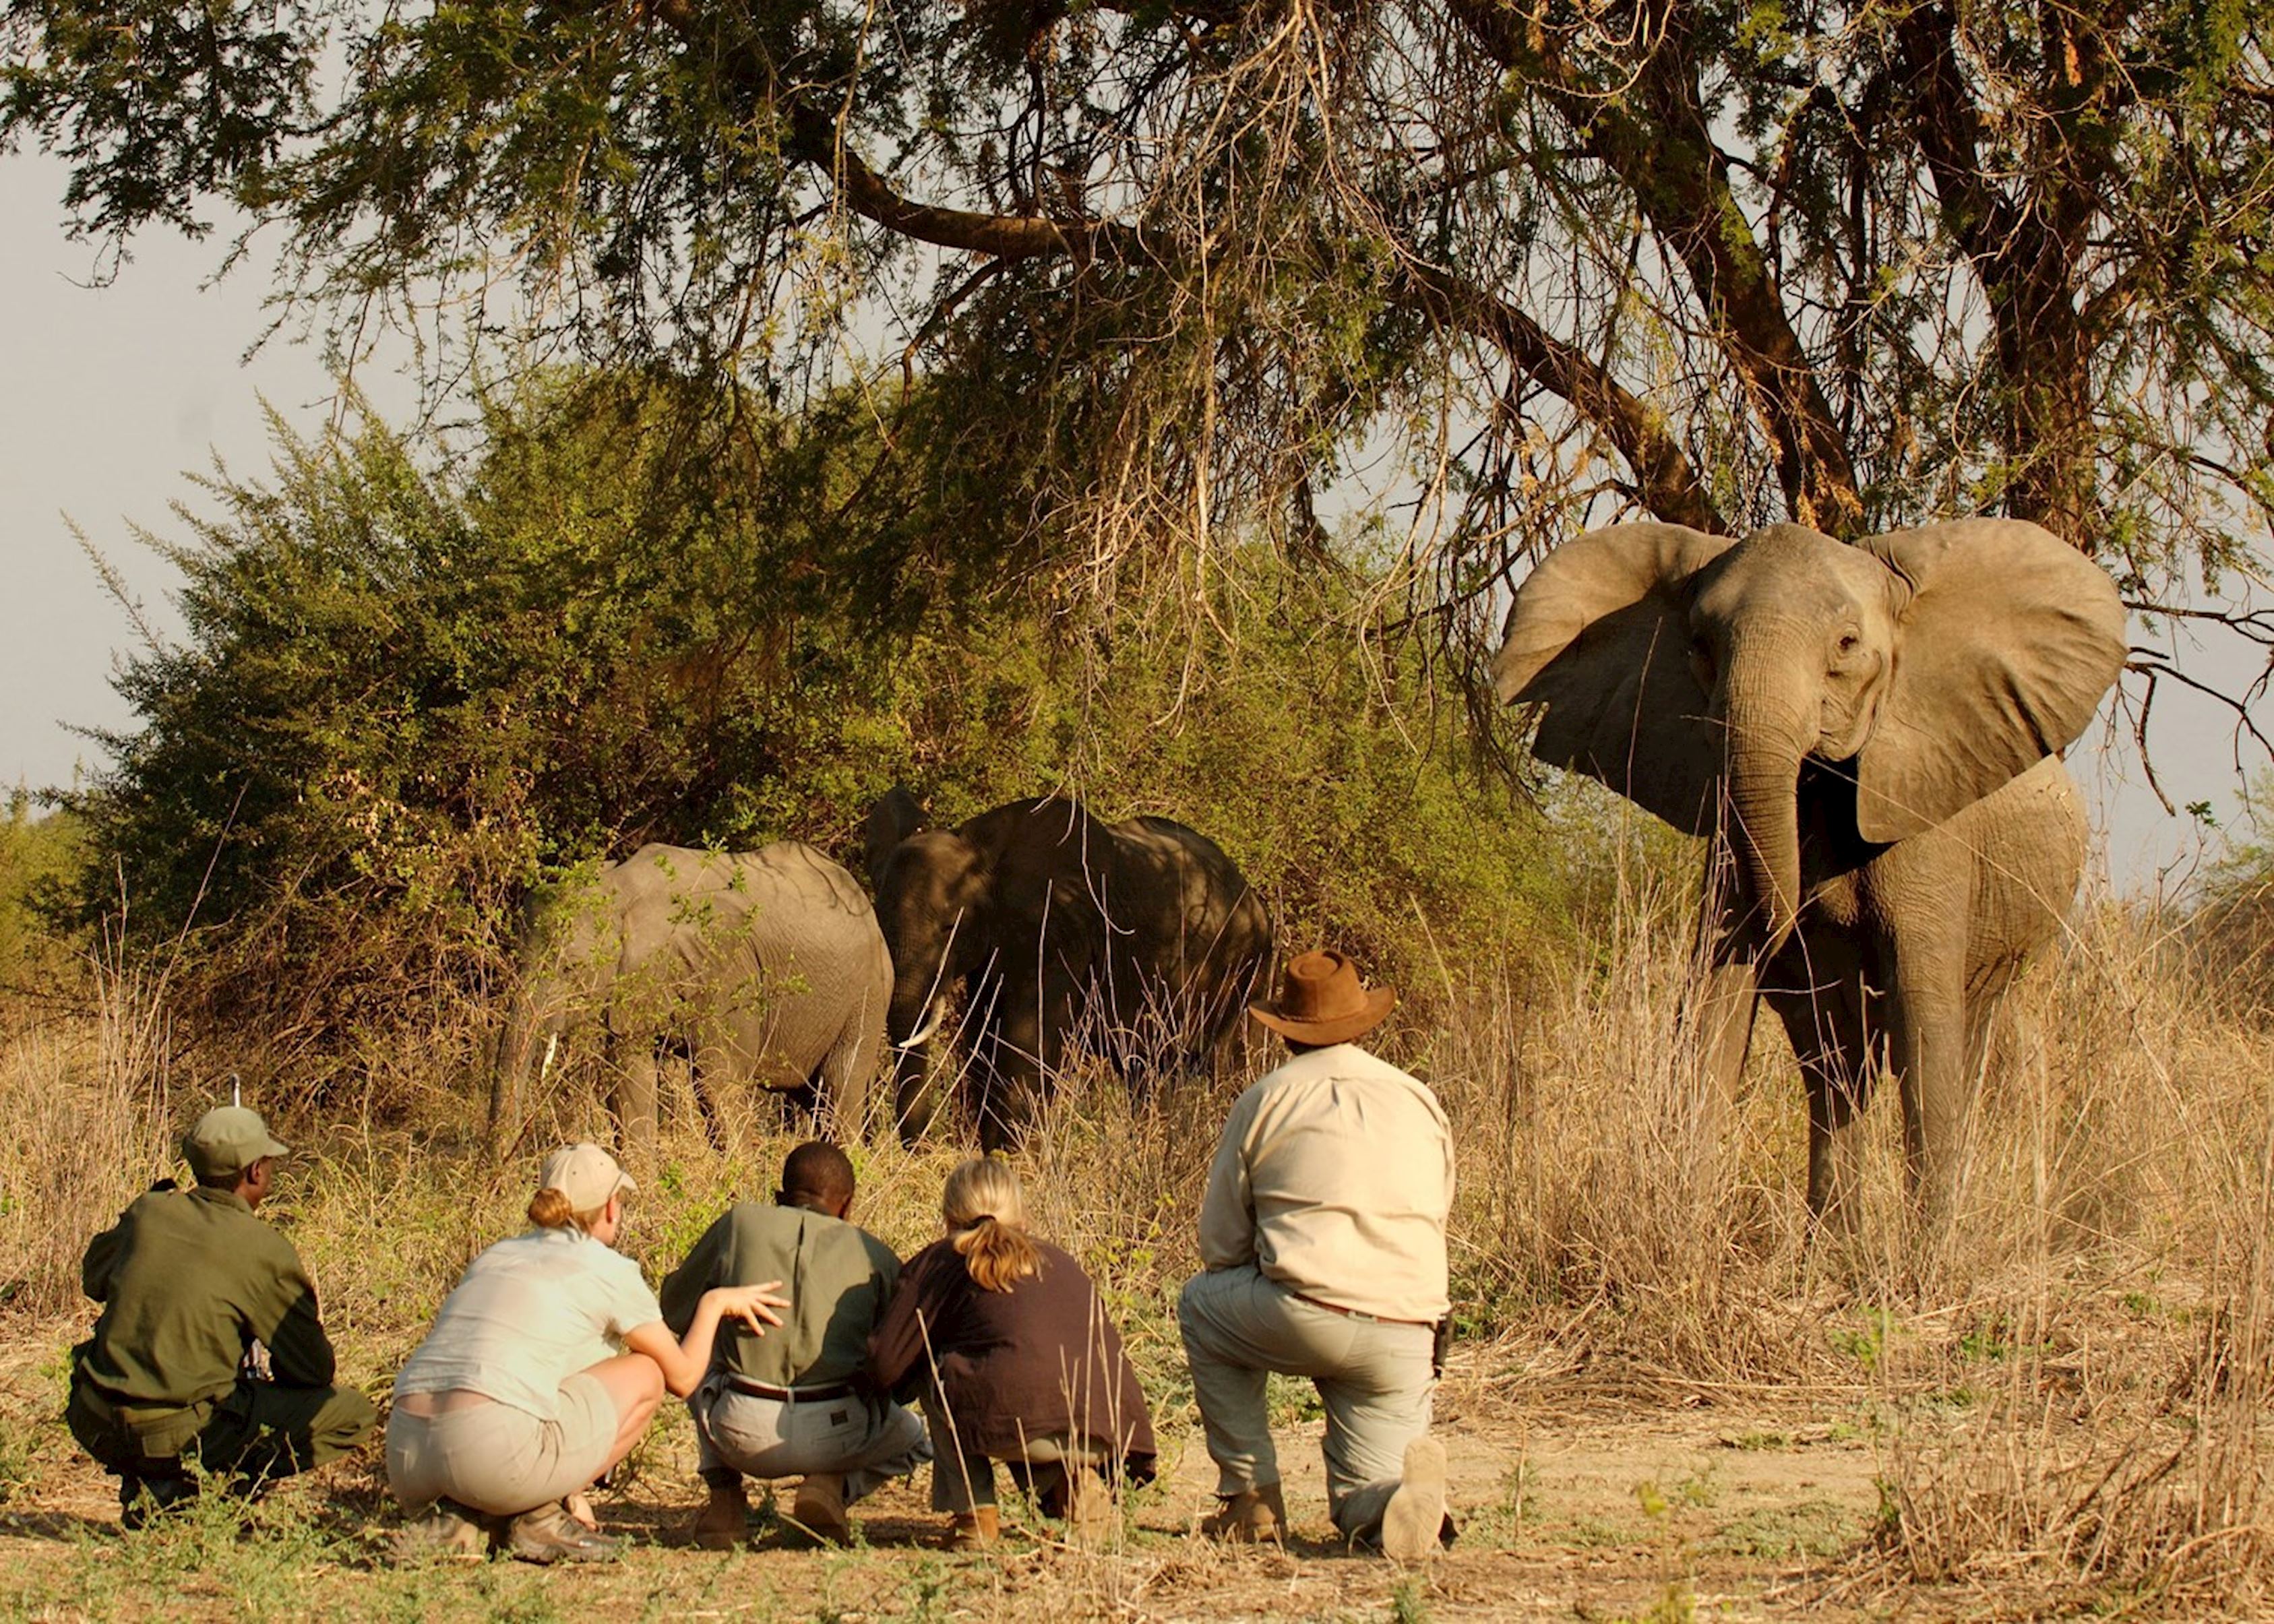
[80,1184,333,1410]
[395,1226,658,1419]
[663,1200,896,1389]
[1208,1041,1452,1324]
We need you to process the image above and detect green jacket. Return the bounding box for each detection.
[661,1202,898,1388]
[77,1185,338,1410]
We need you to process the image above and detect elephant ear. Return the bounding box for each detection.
[1852,520,2127,842]
[1492,522,1736,836]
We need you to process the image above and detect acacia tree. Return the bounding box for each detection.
[6,0,2271,633]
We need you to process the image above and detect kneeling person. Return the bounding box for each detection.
[663,1141,927,1548]
[1180,950,1456,1559]
[67,1106,378,1526]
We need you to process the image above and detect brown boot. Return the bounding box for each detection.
[788,1472,850,1545]
[1062,1470,1115,1547]
[1200,1481,1287,1544]
[944,1507,1000,1551]
[693,1478,749,1551]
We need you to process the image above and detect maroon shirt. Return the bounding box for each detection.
[867,1237,1157,1480]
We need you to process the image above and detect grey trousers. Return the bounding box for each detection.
[1178,1264,1435,1539]
[690,1375,930,1504]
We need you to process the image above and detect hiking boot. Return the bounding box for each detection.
[1200,1481,1286,1544]
[1377,1436,1448,1561]
[119,1472,197,1532]
[788,1472,849,1545]
[505,1499,623,1565]
[390,1499,493,1563]
[693,1479,749,1551]
[942,1507,999,1551]
[1059,1470,1114,1547]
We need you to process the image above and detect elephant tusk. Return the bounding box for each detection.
[896,1003,946,1051]
[540,1032,559,1082]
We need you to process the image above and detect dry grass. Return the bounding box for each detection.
[3,867,2274,1615]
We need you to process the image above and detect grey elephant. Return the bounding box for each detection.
[867,793,1275,1150]
[1492,520,2127,1230]
[489,842,892,1162]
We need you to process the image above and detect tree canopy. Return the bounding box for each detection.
[9,0,2271,618]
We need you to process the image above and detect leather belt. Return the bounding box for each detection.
[1285,1288,1438,1329]
[724,1375,857,1404]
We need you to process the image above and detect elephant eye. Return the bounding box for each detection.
[1834,631,1861,657]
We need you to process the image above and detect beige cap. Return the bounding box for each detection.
[539,1142,636,1212]
[183,1106,290,1183]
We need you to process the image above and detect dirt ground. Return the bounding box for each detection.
[0,1338,1937,1623]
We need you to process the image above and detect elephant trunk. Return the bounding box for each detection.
[1722,677,1812,949]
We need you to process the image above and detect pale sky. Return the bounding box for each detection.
[3,148,2267,895]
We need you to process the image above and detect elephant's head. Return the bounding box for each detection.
[1491,520,2127,943]
[872,827,991,1135]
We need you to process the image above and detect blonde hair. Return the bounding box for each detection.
[526,1187,607,1233]
[942,1157,1041,1292]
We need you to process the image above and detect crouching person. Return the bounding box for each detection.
[868,1158,1156,1550]
[662,1141,928,1549]
[67,1106,378,1528]
[386,1144,787,1564]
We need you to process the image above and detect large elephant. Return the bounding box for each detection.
[489,842,892,1162]
[867,794,1274,1150]
[1492,520,2127,1231]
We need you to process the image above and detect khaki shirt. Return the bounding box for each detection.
[1198,1043,1454,1324]
[661,1202,900,1387]
[78,1185,338,1410]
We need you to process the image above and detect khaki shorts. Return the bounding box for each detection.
[386,1375,617,1518]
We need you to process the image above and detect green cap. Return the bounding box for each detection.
[183,1106,290,1183]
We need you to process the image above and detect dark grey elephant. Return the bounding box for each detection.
[489,842,892,1163]
[1492,520,2127,1231]
[867,794,1275,1150]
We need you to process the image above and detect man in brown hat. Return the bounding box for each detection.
[67,1106,377,1526]
[1178,949,1455,1559]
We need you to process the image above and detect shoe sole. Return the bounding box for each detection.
[1378,1437,1447,1561]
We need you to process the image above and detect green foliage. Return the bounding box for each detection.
[10,0,2270,623]
[0,793,86,997]
[65,375,1583,1086]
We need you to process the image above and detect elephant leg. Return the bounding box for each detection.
[1764,947,1875,1237]
[1886,923,1975,1238]
[977,970,1070,1153]
[605,1022,660,1173]
[813,1024,875,1144]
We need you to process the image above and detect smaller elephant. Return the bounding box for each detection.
[489,842,892,1162]
[868,793,1274,1150]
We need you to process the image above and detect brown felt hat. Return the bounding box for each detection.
[1248,949,1396,1045]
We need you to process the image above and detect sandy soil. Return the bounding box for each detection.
[0,1340,1933,1623]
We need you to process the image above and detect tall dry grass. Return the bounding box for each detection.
[4,861,2273,1609]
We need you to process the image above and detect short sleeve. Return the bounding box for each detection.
[599,1249,664,1343]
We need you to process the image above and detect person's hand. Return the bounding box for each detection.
[712,1280,789,1334]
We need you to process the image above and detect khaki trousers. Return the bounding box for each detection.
[1177,1264,1434,1540]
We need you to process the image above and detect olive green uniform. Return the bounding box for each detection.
[67,1183,377,1486]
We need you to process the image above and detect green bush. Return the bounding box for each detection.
[63,373,1612,1092]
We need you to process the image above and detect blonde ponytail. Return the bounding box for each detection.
[942,1158,1041,1292]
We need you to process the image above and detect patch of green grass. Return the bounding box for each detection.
[1706,1499,1860,1561]
[1389,1573,1433,1623]
[1718,1429,1787,1452]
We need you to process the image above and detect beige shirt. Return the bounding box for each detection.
[1198,1043,1453,1323]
